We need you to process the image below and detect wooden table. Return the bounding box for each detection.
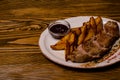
[0,0,120,80]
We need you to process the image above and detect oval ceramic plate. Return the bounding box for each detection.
[39,16,120,68]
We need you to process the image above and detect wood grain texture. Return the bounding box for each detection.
[0,0,120,80]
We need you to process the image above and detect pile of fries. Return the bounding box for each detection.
[50,16,103,61]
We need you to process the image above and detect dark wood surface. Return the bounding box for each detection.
[0,0,120,80]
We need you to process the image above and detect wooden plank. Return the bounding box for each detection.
[0,0,119,80]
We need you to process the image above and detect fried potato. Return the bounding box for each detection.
[89,17,97,35]
[50,32,71,50]
[50,43,65,50]
[50,31,76,50]
[71,27,81,36]
[77,24,87,45]
[65,35,76,61]
[68,32,76,45]
[51,16,103,51]
[50,27,81,50]
[65,40,70,61]
[84,16,103,42]
[84,22,95,41]
[95,16,103,33]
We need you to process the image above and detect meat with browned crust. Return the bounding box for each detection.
[68,21,119,62]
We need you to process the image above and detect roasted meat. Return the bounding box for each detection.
[67,21,119,62]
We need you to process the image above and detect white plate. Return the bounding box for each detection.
[39,16,120,68]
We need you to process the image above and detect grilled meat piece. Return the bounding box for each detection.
[68,21,119,62]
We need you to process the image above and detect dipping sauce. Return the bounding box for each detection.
[50,24,69,34]
[48,20,70,39]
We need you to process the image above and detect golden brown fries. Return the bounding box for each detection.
[65,32,77,61]
[95,16,103,33]
[65,40,70,61]
[71,27,81,36]
[77,24,87,45]
[50,32,71,50]
[84,22,95,42]
[89,17,97,35]
[50,16,103,53]
[50,28,81,50]
[68,32,76,45]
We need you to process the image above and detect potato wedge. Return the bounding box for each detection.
[89,17,97,35]
[77,24,87,45]
[50,43,66,50]
[65,36,76,61]
[50,31,76,50]
[68,32,76,45]
[71,27,81,36]
[50,32,72,50]
[84,16,103,41]
[84,22,95,41]
[65,40,70,61]
[95,16,103,33]
[51,16,103,51]
[50,26,81,50]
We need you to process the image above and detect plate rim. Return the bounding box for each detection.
[39,16,120,69]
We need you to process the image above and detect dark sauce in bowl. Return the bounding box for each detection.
[50,24,69,34]
[48,20,70,39]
